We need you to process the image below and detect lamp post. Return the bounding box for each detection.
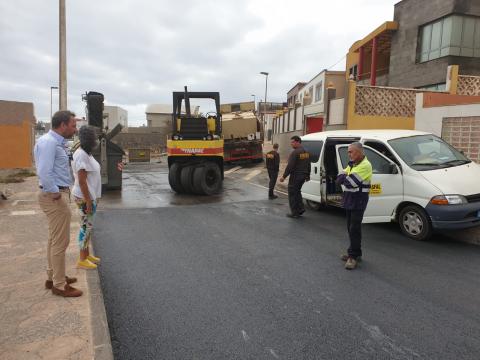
[251,94,256,112]
[50,86,59,119]
[260,71,269,139]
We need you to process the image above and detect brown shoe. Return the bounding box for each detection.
[45,276,77,290]
[51,284,83,297]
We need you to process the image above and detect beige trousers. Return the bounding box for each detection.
[38,190,71,289]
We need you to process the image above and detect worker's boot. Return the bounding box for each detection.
[340,254,362,262]
[345,257,358,270]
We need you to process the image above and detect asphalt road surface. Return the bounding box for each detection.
[95,162,480,360]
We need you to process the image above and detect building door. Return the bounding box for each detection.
[306,117,323,134]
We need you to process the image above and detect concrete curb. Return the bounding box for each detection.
[86,268,114,360]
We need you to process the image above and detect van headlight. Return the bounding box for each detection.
[430,195,467,205]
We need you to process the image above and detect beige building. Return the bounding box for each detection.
[145,104,173,129]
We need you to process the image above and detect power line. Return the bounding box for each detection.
[327,55,346,70]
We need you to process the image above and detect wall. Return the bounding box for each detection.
[346,81,416,129]
[112,127,169,153]
[442,116,480,162]
[414,92,480,135]
[0,100,35,169]
[147,113,171,129]
[389,0,480,88]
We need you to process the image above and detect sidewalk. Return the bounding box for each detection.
[0,175,112,360]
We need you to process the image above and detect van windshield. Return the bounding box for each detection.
[388,135,470,171]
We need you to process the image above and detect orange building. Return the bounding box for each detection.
[0,100,36,169]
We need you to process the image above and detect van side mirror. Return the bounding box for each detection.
[389,163,399,174]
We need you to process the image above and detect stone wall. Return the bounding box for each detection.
[355,85,418,117]
[457,75,480,96]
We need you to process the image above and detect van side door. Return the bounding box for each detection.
[301,140,324,204]
[335,145,403,223]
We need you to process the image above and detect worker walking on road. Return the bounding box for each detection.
[336,142,372,270]
[280,136,311,218]
[35,110,83,297]
[266,143,280,199]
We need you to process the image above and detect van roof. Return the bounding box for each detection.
[301,129,431,142]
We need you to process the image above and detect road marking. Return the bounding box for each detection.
[10,210,36,216]
[241,330,250,341]
[224,166,242,175]
[243,169,261,181]
[268,348,280,359]
[321,291,334,302]
[247,182,288,196]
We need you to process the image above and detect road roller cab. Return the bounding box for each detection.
[167,87,224,195]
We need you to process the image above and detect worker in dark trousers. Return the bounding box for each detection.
[266,143,280,199]
[336,142,372,270]
[279,136,311,218]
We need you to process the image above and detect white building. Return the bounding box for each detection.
[103,106,128,131]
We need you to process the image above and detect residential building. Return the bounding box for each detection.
[0,100,36,169]
[347,0,480,90]
[287,82,306,107]
[272,70,345,157]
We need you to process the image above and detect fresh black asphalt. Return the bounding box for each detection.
[94,165,480,360]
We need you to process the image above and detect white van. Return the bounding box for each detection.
[301,130,480,240]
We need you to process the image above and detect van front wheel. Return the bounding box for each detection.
[399,205,432,241]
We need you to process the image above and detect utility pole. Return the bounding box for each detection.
[59,0,67,110]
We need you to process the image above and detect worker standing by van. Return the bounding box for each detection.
[336,142,372,270]
[280,136,311,218]
[266,143,280,199]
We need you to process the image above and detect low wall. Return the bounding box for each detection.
[415,93,480,136]
[272,130,303,159]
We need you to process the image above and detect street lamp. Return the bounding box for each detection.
[260,71,269,139]
[251,94,256,112]
[50,86,59,119]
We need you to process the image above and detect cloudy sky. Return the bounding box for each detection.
[0,0,399,126]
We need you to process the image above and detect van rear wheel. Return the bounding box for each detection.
[306,200,324,211]
[399,205,432,241]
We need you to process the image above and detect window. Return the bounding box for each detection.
[388,135,470,171]
[338,147,396,174]
[418,83,447,91]
[364,141,400,166]
[315,82,323,102]
[302,140,323,163]
[349,65,358,80]
[419,15,480,62]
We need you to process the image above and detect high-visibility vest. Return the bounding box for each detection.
[343,157,372,193]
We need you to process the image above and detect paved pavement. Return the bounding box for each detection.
[0,176,97,360]
[95,162,480,360]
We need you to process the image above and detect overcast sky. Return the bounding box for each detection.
[0,0,399,126]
